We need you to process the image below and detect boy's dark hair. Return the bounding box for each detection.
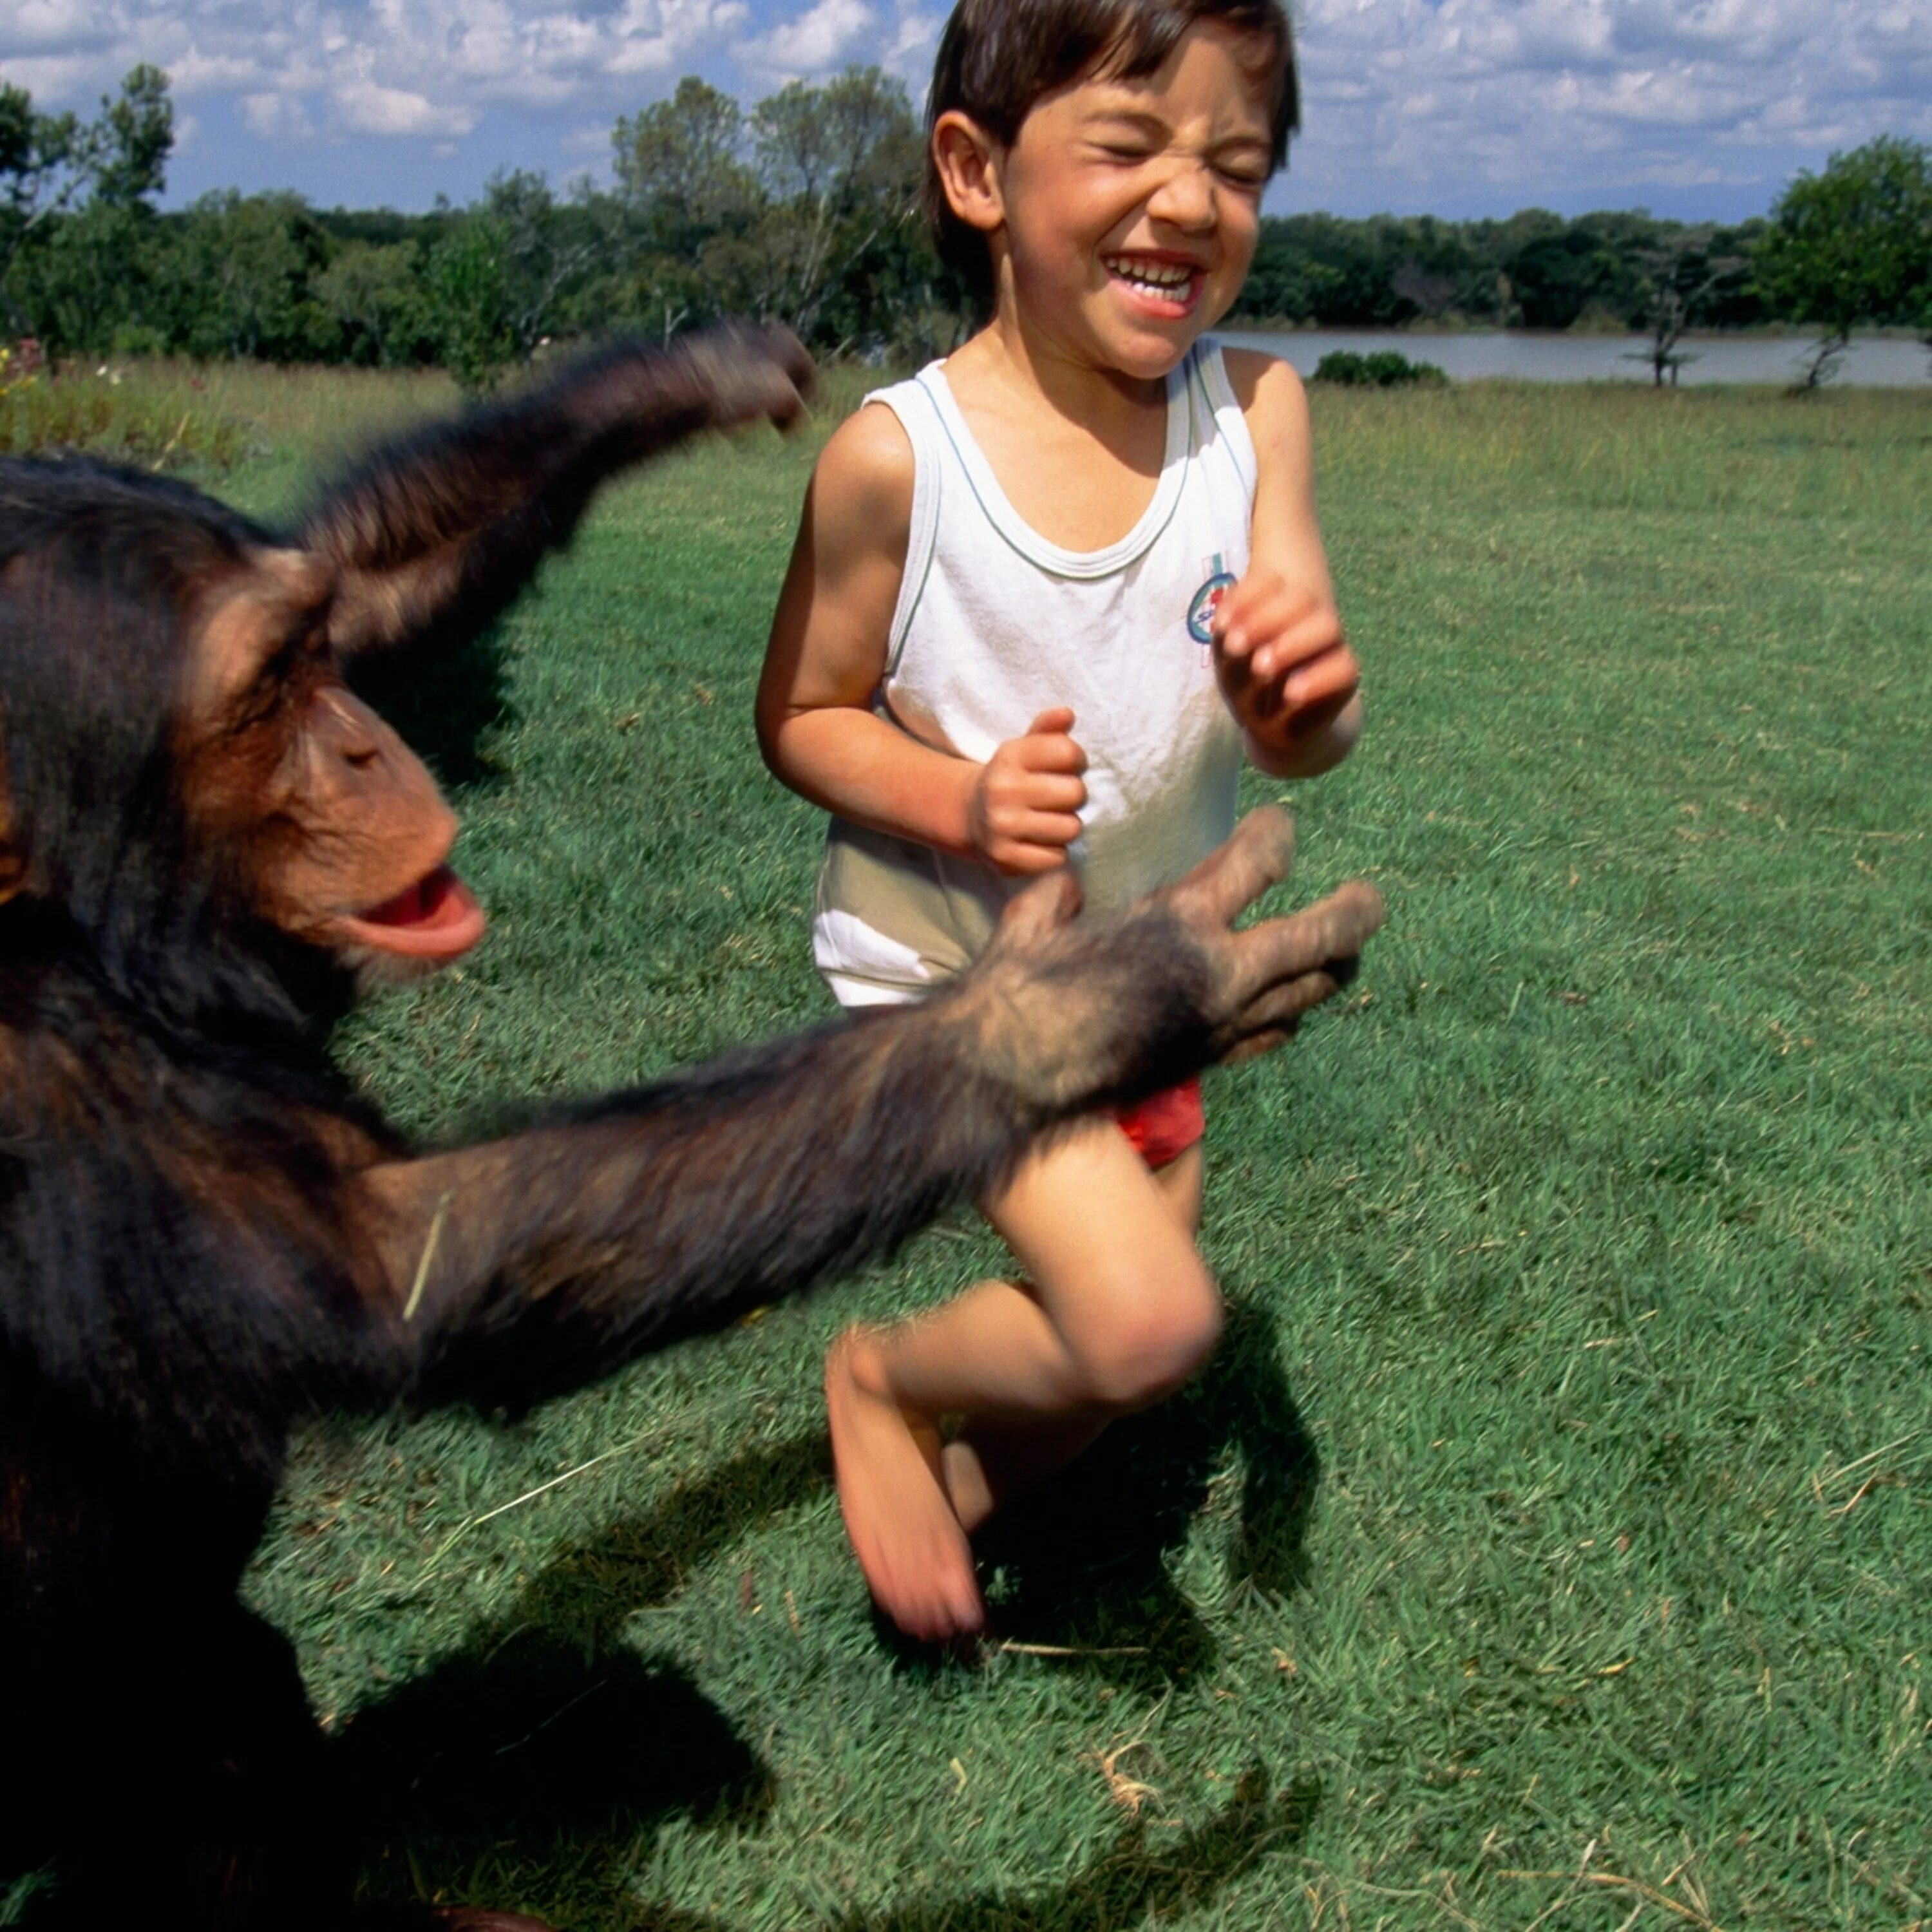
[924,0,1298,301]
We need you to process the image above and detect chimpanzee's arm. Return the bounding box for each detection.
[295,325,813,659]
[354,811,1383,1412]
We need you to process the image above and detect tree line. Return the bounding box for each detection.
[4,68,1927,389]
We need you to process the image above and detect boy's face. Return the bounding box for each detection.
[978,23,1275,381]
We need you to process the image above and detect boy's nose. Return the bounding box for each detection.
[1147,160,1217,231]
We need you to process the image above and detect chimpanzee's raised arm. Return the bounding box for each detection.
[355,809,1384,1412]
[295,324,813,660]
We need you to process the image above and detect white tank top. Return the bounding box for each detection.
[813,339,1255,1008]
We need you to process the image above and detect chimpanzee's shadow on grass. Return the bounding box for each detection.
[349,624,515,790]
[498,1429,833,1645]
[339,1636,768,1839]
[967,1298,1320,1687]
[340,1636,769,1920]
[338,1436,825,1902]
[621,1767,1323,1932]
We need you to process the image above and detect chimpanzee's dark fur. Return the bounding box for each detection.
[0,328,1381,1927]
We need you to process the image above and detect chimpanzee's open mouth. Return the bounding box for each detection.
[339,864,486,960]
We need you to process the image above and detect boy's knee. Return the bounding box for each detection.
[1070,1264,1222,1412]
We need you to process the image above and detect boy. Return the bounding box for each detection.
[756,0,1362,1641]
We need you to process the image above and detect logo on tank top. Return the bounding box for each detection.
[1186,552,1237,663]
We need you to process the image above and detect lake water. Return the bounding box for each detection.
[1221,329,1931,388]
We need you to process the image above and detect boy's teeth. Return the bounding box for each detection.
[1108,256,1194,293]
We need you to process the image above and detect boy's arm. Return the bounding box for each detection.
[1214,350,1363,781]
[756,405,1086,876]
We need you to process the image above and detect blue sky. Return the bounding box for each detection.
[3,0,1927,222]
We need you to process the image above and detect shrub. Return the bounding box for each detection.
[1,368,243,471]
[1312,348,1449,388]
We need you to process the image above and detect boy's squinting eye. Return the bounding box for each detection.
[1215,156,1270,191]
[1086,116,1160,159]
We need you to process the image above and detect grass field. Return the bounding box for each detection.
[106,368,1932,1926]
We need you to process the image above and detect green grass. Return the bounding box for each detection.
[174,370,1932,1927]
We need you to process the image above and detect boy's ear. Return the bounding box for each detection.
[932,110,1005,235]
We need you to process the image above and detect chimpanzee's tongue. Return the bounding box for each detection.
[364,866,465,929]
[350,865,486,959]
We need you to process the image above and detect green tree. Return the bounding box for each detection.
[608,68,935,352]
[1503,216,1647,331]
[418,173,614,388]
[422,211,518,392]
[746,68,923,341]
[1754,135,1932,387]
[84,63,172,209]
[312,240,433,366]
[0,85,82,327]
[480,171,611,360]
[613,77,754,227]
[157,192,336,361]
[13,200,156,352]
[0,66,173,332]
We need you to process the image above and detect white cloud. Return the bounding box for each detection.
[882,1,939,83]
[734,0,875,83]
[0,0,1924,209]
[605,0,747,75]
[0,0,117,57]
[0,0,751,137]
[240,90,312,138]
[1282,0,1932,212]
[334,77,473,138]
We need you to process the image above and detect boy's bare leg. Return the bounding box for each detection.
[826,1124,1217,1640]
[824,1328,980,1639]
[938,1143,1204,1532]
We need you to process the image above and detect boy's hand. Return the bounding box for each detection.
[968,707,1088,876]
[1211,568,1360,750]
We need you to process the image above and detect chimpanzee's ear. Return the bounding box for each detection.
[181,548,332,731]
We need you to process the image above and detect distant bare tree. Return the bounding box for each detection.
[1627,227,1746,387]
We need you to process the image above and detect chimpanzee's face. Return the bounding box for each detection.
[180,547,485,983]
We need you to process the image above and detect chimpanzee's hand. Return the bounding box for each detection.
[629,321,815,435]
[948,806,1383,1119]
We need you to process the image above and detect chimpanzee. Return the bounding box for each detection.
[0,325,1383,1928]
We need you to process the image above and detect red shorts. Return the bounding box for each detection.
[1110,1077,1205,1171]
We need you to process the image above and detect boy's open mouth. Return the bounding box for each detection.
[1103,254,1202,311]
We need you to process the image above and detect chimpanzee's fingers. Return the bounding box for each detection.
[994,867,1084,948]
[1163,806,1296,930]
[674,321,815,430]
[1222,880,1385,1012]
[1218,965,1354,1061]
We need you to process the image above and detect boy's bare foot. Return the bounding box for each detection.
[826,1327,985,1642]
